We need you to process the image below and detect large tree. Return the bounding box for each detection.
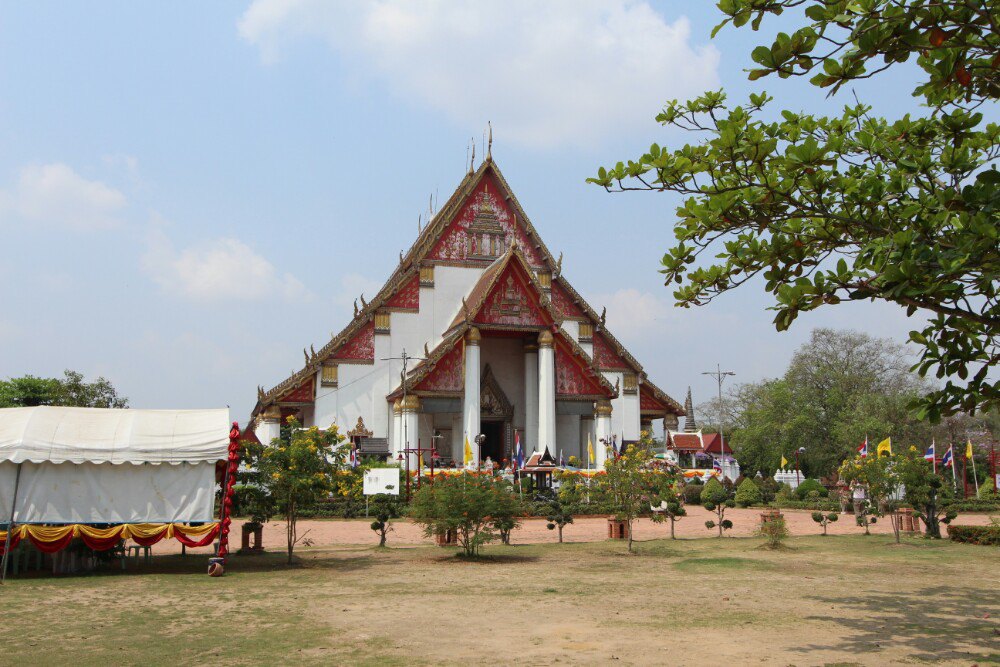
[729,328,935,477]
[590,0,1000,421]
[0,370,128,408]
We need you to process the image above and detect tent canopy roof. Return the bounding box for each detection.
[0,406,230,465]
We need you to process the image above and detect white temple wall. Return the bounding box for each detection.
[622,391,640,441]
[604,371,626,441]
[561,320,579,343]
[431,266,484,341]
[314,362,377,435]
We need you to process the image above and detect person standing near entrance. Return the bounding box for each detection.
[851,481,866,516]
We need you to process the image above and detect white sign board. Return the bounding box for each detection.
[363,468,400,496]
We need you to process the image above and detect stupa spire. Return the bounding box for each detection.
[683,386,697,433]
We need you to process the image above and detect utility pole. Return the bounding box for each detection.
[702,364,736,474]
[382,349,425,492]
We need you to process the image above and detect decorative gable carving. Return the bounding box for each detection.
[278,376,314,404]
[551,280,586,320]
[480,364,514,418]
[554,336,608,398]
[474,260,554,329]
[385,273,420,310]
[332,321,375,363]
[413,342,464,394]
[592,332,631,371]
[427,174,545,268]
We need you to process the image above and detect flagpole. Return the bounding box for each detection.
[969,441,980,498]
[932,439,937,474]
[950,444,958,491]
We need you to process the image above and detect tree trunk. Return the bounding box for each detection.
[627,519,634,553]
[379,530,387,548]
[286,503,295,565]
[717,509,723,537]
[558,525,563,543]
[670,518,675,540]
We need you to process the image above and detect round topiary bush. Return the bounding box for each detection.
[734,478,763,507]
[795,478,828,500]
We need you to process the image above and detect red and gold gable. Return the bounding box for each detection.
[640,384,668,412]
[414,342,464,393]
[554,335,607,397]
[427,172,545,268]
[551,280,585,320]
[592,333,630,371]
[278,376,314,404]
[476,261,553,328]
[385,274,419,310]
[332,321,375,361]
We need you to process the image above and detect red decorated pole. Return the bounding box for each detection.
[216,422,241,561]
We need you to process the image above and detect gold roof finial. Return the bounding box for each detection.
[487,121,492,159]
[470,137,476,174]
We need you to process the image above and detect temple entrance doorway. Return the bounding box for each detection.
[480,420,505,466]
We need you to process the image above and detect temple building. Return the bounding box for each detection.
[664,388,740,481]
[249,154,684,468]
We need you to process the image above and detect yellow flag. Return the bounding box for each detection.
[877,437,892,456]
[587,435,595,464]
[780,455,788,468]
[418,451,424,470]
[966,439,974,460]
[463,436,473,466]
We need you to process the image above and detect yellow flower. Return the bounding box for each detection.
[271,472,280,480]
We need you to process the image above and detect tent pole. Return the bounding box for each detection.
[1,462,24,584]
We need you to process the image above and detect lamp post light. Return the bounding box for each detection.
[474,433,487,470]
[795,447,806,484]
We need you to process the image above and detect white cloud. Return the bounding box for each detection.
[0,163,126,230]
[143,229,310,302]
[238,0,720,148]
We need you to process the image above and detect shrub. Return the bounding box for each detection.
[947,523,1000,546]
[772,497,841,512]
[758,477,779,503]
[409,473,514,557]
[775,483,795,502]
[567,456,580,468]
[811,511,839,536]
[701,478,735,537]
[756,515,789,548]
[682,484,704,505]
[795,478,828,500]
[734,478,763,507]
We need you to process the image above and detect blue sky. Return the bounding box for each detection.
[0,1,940,421]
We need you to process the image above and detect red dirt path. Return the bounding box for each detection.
[156,507,996,554]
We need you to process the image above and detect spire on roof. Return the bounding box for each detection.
[683,387,698,433]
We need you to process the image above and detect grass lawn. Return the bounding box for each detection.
[2,534,997,666]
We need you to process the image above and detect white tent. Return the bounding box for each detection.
[0,406,230,524]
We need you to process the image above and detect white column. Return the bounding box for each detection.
[523,341,539,454]
[537,330,556,455]
[595,399,613,468]
[400,395,421,471]
[256,406,282,446]
[391,399,403,462]
[463,327,482,467]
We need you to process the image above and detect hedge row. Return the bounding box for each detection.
[945,498,1000,513]
[947,524,1000,546]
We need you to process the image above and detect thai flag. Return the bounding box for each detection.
[857,438,868,458]
[941,446,954,468]
[559,449,565,467]
[515,432,524,470]
[350,446,358,468]
[923,442,935,461]
[712,459,722,473]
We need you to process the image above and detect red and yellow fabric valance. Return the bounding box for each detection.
[0,522,219,554]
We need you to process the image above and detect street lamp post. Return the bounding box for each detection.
[795,447,806,484]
